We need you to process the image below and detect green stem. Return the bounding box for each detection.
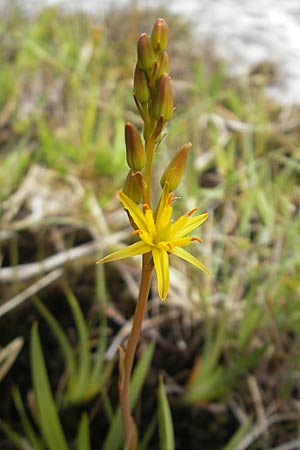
[143,134,156,206]
[119,253,153,447]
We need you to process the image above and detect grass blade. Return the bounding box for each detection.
[12,387,44,450]
[75,413,91,450]
[30,323,69,450]
[158,376,175,450]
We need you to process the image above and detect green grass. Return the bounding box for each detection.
[1,5,300,450]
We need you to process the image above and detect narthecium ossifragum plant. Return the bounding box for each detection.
[97,18,210,449]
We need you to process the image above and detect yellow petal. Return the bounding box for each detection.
[152,247,170,300]
[119,192,148,231]
[145,208,156,237]
[171,246,211,275]
[97,241,150,264]
[170,215,188,238]
[155,182,170,226]
[179,213,208,237]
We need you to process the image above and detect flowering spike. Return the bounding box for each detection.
[151,18,168,52]
[151,74,173,122]
[125,122,146,170]
[160,143,192,191]
[137,33,156,71]
[134,64,151,104]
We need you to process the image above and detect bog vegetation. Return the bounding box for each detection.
[0,5,300,450]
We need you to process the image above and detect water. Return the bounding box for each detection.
[2,0,300,103]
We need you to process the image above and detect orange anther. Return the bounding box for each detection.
[187,207,198,217]
[191,237,202,244]
[142,203,150,211]
[132,229,142,235]
[168,192,174,205]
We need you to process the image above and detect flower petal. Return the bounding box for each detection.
[171,246,211,275]
[97,241,150,264]
[119,192,148,231]
[169,215,188,239]
[155,182,169,221]
[179,213,208,237]
[152,247,170,300]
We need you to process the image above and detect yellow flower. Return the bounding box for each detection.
[97,184,210,300]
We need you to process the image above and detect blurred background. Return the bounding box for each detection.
[1,1,300,449]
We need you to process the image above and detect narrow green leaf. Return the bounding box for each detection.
[30,323,69,450]
[158,376,175,450]
[12,387,44,450]
[103,341,155,450]
[64,287,90,401]
[75,413,91,450]
[33,296,76,378]
[0,419,32,450]
[139,416,157,450]
[223,421,250,450]
[90,262,108,383]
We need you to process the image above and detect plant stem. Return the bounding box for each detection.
[143,134,156,206]
[119,253,153,446]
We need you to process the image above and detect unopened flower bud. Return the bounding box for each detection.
[125,122,146,170]
[123,169,142,204]
[151,18,168,52]
[151,74,173,121]
[137,33,156,71]
[134,64,151,104]
[157,51,169,78]
[160,143,192,191]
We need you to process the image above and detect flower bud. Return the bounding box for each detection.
[125,122,146,170]
[137,33,156,71]
[151,74,173,121]
[134,64,151,104]
[156,51,169,78]
[122,169,142,204]
[151,18,168,52]
[160,143,192,191]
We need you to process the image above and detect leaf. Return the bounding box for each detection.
[64,287,90,401]
[75,413,91,450]
[157,376,175,450]
[30,323,69,450]
[33,297,76,378]
[223,421,251,450]
[12,387,44,450]
[0,419,32,450]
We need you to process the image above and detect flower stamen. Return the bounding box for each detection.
[187,207,198,217]
[168,193,174,205]
[191,236,202,244]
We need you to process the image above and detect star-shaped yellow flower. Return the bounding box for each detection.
[97,184,210,300]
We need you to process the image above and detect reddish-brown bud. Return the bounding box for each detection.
[137,33,156,71]
[157,51,169,78]
[122,169,142,204]
[160,143,192,191]
[134,64,151,104]
[125,122,146,170]
[151,18,168,52]
[151,74,173,121]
